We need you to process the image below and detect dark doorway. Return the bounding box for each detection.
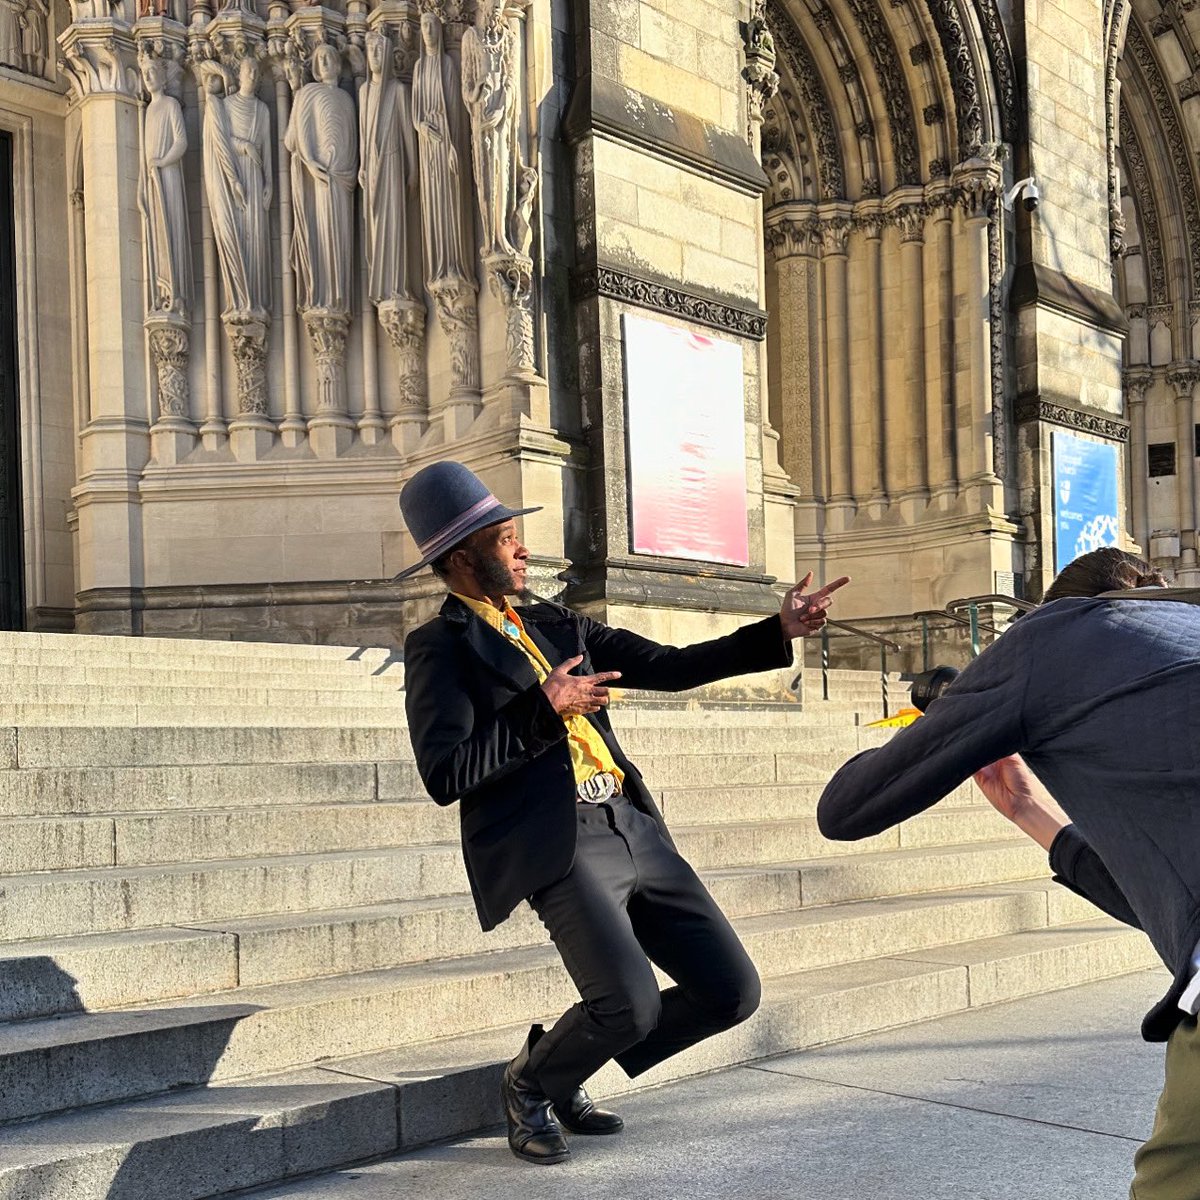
[0,132,25,630]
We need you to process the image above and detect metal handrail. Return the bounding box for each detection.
[945,594,1036,614]
[792,619,901,718]
[945,594,1034,657]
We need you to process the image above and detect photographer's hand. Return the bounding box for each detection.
[973,754,1070,851]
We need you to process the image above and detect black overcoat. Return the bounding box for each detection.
[403,594,794,930]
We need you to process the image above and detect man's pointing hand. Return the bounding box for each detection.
[780,572,851,640]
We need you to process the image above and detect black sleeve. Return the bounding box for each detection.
[1047,824,1143,930]
[403,626,568,805]
[579,612,793,692]
[816,623,1030,840]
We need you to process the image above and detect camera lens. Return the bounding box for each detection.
[909,666,960,713]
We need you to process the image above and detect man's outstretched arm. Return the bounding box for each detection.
[580,572,850,692]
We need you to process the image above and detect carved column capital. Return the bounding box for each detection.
[895,205,926,244]
[764,213,818,261]
[819,216,853,256]
[950,150,1004,220]
[1167,362,1200,400]
[1123,368,1154,405]
[59,23,141,99]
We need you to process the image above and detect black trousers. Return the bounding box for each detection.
[524,793,761,1105]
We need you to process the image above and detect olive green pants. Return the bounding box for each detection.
[1132,1017,1200,1199]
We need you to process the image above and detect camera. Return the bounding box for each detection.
[1002,176,1039,214]
[909,665,960,713]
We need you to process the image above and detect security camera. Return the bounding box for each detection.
[1003,176,1039,213]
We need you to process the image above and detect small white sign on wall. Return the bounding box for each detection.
[621,313,749,567]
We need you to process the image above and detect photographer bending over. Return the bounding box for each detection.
[817,548,1199,1200]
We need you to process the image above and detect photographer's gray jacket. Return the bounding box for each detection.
[817,597,1200,1041]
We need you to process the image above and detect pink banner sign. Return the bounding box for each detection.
[623,314,749,567]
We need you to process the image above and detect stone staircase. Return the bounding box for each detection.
[0,632,1156,1198]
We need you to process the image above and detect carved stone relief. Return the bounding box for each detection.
[1125,19,1200,295]
[146,316,192,423]
[741,0,779,140]
[1118,106,1167,307]
[766,2,844,200]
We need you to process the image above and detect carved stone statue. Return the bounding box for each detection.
[201,57,273,318]
[412,11,473,285]
[138,56,193,315]
[359,29,416,305]
[461,0,520,257]
[20,0,47,77]
[284,42,358,314]
[0,0,22,69]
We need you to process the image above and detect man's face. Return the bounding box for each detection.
[462,519,528,599]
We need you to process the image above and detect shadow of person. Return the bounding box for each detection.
[0,958,266,1200]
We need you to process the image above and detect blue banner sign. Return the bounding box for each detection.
[1053,431,1121,573]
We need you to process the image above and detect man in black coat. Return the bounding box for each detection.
[398,461,848,1164]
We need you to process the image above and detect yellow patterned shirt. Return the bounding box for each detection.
[453,594,624,790]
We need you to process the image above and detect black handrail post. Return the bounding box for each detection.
[880,643,888,718]
[821,626,830,701]
[920,615,929,671]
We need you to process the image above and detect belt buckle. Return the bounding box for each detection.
[576,772,618,804]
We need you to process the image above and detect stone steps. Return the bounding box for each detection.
[0,632,1154,1200]
[0,880,1138,1126]
[0,840,1051,1020]
[0,915,1156,1200]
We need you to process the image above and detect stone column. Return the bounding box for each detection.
[952,160,1003,501]
[267,18,304,448]
[1168,363,1199,569]
[821,215,853,518]
[1124,367,1152,554]
[855,216,884,507]
[59,16,150,610]
[924,196,954,497]
[765,216,821,498]
[896,205,927,506]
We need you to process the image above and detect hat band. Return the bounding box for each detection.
[417,493,504,560]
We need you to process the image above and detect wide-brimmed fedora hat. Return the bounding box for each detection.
[393,461,541,581]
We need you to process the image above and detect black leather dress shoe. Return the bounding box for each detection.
[501,1025,570,1165]
[554,1086,625,1135]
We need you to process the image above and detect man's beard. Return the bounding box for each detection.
[465,545,524,599]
